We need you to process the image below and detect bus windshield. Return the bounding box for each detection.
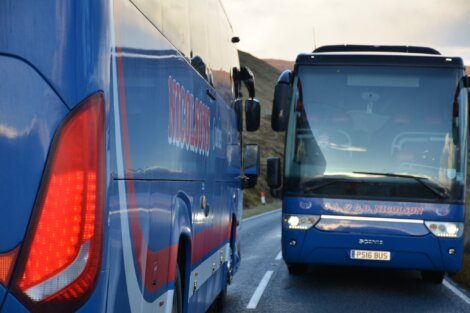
[284,65,467,202]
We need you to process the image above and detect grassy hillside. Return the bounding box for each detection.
[239,51,285,209]
[263,59,295,72]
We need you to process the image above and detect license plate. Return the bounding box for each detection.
[350,250,391,261]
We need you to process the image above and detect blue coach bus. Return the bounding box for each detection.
[0,1,261,312]
[267,45,469,283]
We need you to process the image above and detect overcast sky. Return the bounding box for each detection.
[221,0,470,63]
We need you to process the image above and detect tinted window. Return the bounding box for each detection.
[131,0,239,102]
[131,0,163,29]
[162,0,190,57]
[131,0,190,57]
[189,0,209,78]
[284,66,465,202]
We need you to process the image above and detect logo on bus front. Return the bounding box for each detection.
[323,199,425,216]
[168,76,211,157]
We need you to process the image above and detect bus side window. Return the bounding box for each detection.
[130,0,163,29]
[189,0,210,80]
[205,0,237,103]
[205,0,222,88]
[162,0,190,58]
[131,0,190,58]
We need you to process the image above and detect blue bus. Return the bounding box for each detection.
[267,45,469,283]
[0,1,261,312]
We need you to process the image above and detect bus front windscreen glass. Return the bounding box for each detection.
[284,66,466,202]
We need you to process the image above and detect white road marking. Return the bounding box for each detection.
[275,251,282,261]
[247,271,274,309]
[443,279,470,305]
[243,209,281,222]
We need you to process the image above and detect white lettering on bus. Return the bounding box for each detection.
[168,76,211,156]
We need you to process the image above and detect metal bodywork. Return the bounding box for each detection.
[282,197,465,272]
[0,1,243,312]
[279,49,467,273]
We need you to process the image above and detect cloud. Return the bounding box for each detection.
[222,0,470,63]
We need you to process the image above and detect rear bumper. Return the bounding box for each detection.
[282,227,464,273]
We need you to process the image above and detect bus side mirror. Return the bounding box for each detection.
[245,99,260,132]
[233,99,243,132]
[463,75,470,88]
[267,157,282,198]
[243,144,260,189]
[240,66,256,98]
[272,70,293,132]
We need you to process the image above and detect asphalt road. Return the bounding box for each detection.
[223,210,470,313]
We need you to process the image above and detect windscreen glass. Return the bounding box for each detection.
[284,66,466,202]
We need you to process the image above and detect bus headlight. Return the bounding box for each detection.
[283,214,320,230]
[425,221,464,238]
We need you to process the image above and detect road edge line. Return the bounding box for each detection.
[243,208,281,222]
[246,271,274,309]
[443,279,470,305]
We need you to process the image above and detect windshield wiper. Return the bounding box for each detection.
[353,171,449,199]
[301,179,346,193]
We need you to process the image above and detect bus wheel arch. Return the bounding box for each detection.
[176,233,192,313]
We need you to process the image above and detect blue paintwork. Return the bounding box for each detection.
[0,285,5,310]
[0,0,243,312]
[0,0,110,109]
[0,55,69,253]
[282,197,465,272]
[0,294,29,313]
[284,197,465,221]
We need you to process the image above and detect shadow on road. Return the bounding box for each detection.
[268,265,462,313]
[290,265,428,295]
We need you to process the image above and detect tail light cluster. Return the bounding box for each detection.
[12,93,105,312]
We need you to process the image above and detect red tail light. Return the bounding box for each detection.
[13,93,105,312]
[0,246,19,286]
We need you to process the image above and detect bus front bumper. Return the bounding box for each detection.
[282,227,464,273]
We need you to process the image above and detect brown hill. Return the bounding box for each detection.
[264,58,295,72]
[239,51,285,208]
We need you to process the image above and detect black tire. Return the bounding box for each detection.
[172,264,183,313]
[287,263,308,275]
[421,271,445,284]
[214,286,227,312]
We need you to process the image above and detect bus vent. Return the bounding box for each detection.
[313,45,441,55]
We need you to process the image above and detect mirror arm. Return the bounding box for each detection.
[269,186,282,199]
[243,78,256,99]
[463,75,470,88]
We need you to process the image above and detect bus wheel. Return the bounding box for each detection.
[213,286,227,312]
[287,263,308,275]
[172,264,183,313]
[421,271,445,284]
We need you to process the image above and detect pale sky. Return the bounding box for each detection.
[222,0,470,64]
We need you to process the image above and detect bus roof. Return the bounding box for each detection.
[313,44,441,55]
[295,52,465,69]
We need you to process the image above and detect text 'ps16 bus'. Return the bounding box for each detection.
[268,45,469,283]
[0,0,262,312]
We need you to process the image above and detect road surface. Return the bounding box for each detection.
[223,210,470,313]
